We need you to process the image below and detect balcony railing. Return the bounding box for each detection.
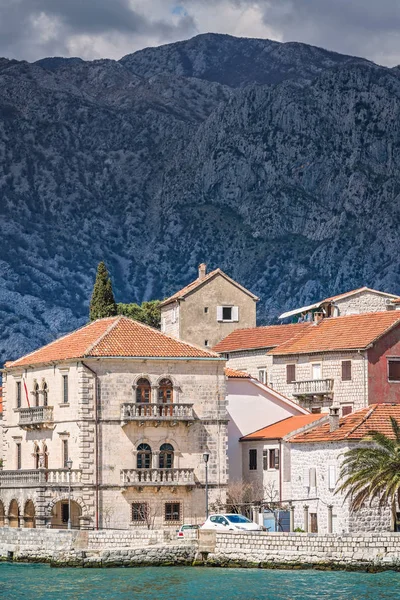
[121,403,194,425]
[121,468,195,487]
[0,469,82,488]
[18,406,54,429]
[293,379,334,397]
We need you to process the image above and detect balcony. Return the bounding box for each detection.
[293,379,334,398]
[121,468,195,488]
[18,406,54,430]
[0,469,83,488]
[121,403,194,426]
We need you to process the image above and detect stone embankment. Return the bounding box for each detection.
[1,529,400,570]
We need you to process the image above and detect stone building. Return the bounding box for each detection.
[288,404,400,533]
[0,316,227,530]
[160,264,259,350]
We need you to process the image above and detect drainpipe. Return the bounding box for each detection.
[81,361,99,530]
[279,440,282,504]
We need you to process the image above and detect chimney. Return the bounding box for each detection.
[198,263,207,280]
[329,406,340,432]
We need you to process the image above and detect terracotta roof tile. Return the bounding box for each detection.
[160,268,258,307]
[291,404,400,443]
[240,414,324,441]
[6,316,220,368]
[224,367,251,378]
[268,311,400,356]
[213,323,311,353]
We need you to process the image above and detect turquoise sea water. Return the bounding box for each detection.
[1,564,399,600]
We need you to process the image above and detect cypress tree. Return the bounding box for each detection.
[89,261,117,321]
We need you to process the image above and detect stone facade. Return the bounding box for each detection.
[225,349,269,380]
[0,356,227,530]
[335,290,396,316]
[288,441,392,533]
[161,268,257,349]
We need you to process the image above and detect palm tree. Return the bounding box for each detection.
[336,417,400,530]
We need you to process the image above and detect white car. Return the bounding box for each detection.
[201,513,264,532]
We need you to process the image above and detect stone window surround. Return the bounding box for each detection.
[131,374,182,403]
[387,356,400,383]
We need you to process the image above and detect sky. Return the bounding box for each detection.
[1,0,400,66]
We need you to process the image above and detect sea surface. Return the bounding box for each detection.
[0,564,399,599]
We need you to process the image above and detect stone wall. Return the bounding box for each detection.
[200,530,400,570]
[335,291,394,316]
[226,349,269,379]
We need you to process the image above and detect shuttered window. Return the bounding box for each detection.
[217,306,239,322]
[263,450,268,470]
[249,449,257,471]
[269,449,279,470]
[328,465,336,490]
[342,360,352,381]
[286,364,296,384]
[388,360,400,382]
[342,405,353,416]
[16,381,21,409]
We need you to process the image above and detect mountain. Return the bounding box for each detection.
[0,33,399,362]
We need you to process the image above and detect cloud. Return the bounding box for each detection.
[0,0,399,66]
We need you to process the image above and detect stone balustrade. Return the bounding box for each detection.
[293,379,334,396]
[121,403,194,425]
[121,468,195,487]
[0,469,82,488]
[18,406,54,429]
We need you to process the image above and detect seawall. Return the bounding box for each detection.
[1,529,400,570]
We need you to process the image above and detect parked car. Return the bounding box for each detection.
[177,524,201,538]
[201,514,264,532]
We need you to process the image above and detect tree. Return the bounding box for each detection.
[336,417,400,528]
[117,300,161,329]
[89,261,117,321]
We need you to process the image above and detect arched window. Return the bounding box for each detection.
[158,379,173,404]
[159,443,174,469]
[33,383,40,407]
[137,443,152,469]
[34,445,40,469]
[136,379,151,404]
[42,382,48,406]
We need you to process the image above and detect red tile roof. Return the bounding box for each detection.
[240,414,324,441]
[160,268,258,307]
[224,367,251,378]
[213,323,310,353]
[6,316,221,368]
[291,404,400,443]
[268,311,400,356]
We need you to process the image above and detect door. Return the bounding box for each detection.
[310,513,318,533]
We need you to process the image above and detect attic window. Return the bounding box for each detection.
[388,359,400,382]
[217,306,239,322]
[204,340,209,347]
[204,307,208,314]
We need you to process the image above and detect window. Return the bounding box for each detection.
[388,359,400,382]
[249,449,257,470]
[165,502,181,522]
[159,443,174,469]
[33,382,40,407]
[61,503,69,524]
[204,340,209,347]
[16,443,21,470]
[269,449,279,470]
[312,363,321,380]
[311,407,322,414]
[286,364,296,384]
[309,467,317,488]
[204,307,208,314]
[217,306,239,322]
[328,465,337,490]
[42,382,48,406]
[137,443,152,469]
[258,368,267,385]
[310,513,318,533]
[171,306,178,324]
[62,440,69,469]
[161,317,166,333]
[158,379,173,404]
[16,381,21,409]
[136,378,151,403]
[34,445,40,469]
[132,502,148,522]
[342,360,352,381]
[263,450,268,470]
[342,405,353,416]
[62,375,69,404]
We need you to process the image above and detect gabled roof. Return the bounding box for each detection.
[160,268,259,307]
[290,404,400,443]
[279,287,400,320]
[268,311,400,356]
[224,367,251,378]
[5,316,221,368]
[213,323,310,353]
[240,414,324,441]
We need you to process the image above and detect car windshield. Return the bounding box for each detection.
[226,515,252,524]
[182,525,199,530]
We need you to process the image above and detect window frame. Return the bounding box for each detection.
[131,502,148,523]
[249,448,257,471]
[136,378,151,403]
[16,381,22,409]
[341,360,352,382]
[388,358,400,383]
[62,439,69,469]
[164,502,181,523]
[341,405,353,417]
[62,374,69,404]
[311,362,322,381]
[286,364,296,384]
[16,443,21,470]
[258,368,267,385]
[269,448,279,470]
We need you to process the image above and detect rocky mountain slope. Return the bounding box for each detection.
[0,33,399,362]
